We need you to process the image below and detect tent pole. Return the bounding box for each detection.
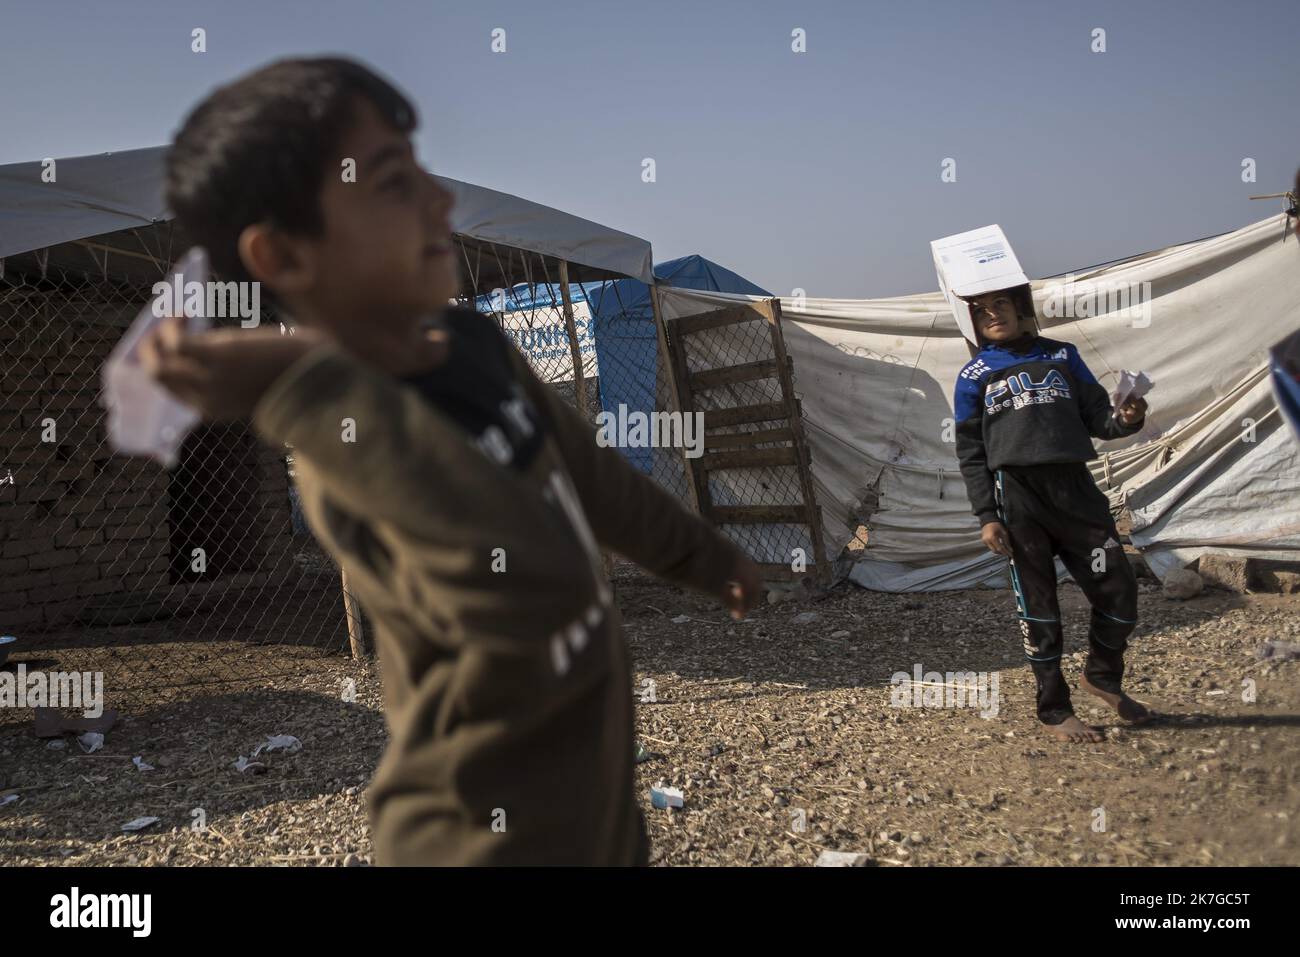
[340,567,369,659]
[557,260,589,416]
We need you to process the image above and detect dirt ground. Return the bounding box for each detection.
[2,567,1298,867]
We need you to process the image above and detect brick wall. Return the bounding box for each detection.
[0,283,296,632]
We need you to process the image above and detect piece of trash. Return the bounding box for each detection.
[132,756,155,772]
[32,707,120,739]
[0,635,16,666]
[101,247,212,467]
[1,793,19,807]
[1257,640,1300,661]
[46,739,66,751]
[634,743,658,765]
[815,850,871,867]
[650,783,684,810]
[670,615,691,624]
[121,816,159,833]
[233,756,267,775]
[830,630,850,638]
[1112,369,1154,409]
[77,732,104,754]
[792,611,820,625]
[252,734,302,757]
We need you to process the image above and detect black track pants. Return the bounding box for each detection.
[994,463,1138,725]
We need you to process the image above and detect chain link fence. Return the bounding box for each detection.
[0,231,702,718]
[0,249,358,719]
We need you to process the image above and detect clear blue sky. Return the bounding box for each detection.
[2,0,1296,297]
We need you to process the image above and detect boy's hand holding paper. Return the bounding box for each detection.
[1112,369,1154,427]
[139,319,325,422]
[101,247,212,466]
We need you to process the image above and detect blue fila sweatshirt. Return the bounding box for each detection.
[953,335,1143,525]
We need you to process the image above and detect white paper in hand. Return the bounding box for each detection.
[1112,369,1154,408]
[101,248,211,467]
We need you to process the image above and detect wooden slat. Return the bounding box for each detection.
[705,427,794,450]
[675,305,765,336]
[690,357,790,390]
[703,401,796,429]
[702,446,799,471]
[661,290,713,516]
[650,283,702,515]
[756,298,829,584]
[711,504,809,524]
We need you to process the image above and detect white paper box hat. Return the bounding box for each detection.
[931,224,1031,345]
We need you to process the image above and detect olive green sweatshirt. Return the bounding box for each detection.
[251,309,745,865]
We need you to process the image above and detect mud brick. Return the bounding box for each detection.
[1197,554,1251,593]
[54,528,103,549]
[17,481,65,503]
[125,542,167,562]
[122,572,168,590]
[48,460,97,483]
[130,555,170,574]
[1,539,41,559]
[78,579,121,597]
[0,428,41,449]
[27,548,78,570]
[0,374,44,392]
[5,566,52,590]
[0,589,27,611]
[21,410,63,430]
[105,520,157,540]
[49,563,99,585]
[0,606,44,628]
[103,491,157,509]
[54,494,101,517]
[0,556,28,574]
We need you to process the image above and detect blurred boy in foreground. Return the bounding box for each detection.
[143,57,761,864]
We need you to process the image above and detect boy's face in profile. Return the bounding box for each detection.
[290,96,459,331]
[968,291,1021,342]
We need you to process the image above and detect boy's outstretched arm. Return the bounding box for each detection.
[504,347,761,615]
[1067,347,1146,439]
[141,322,629,646]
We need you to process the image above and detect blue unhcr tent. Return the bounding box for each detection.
[583,255,771,472]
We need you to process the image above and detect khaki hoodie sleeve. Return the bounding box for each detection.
[249,344,599,652]
[504,346,748,598]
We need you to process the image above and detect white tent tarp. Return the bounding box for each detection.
[658,214,1300,590]
[0,146,654,282]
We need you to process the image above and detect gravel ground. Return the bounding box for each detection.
[3,568,1297,866]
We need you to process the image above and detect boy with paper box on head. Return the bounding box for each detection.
[934,225,1154,743]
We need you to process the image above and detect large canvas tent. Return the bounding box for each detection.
[0,146,653,290]
[656,214,1300,591]
[0,145,656,645]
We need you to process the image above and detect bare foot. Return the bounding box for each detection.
[1080,674,1154,724]
[1044,715,1105,743]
